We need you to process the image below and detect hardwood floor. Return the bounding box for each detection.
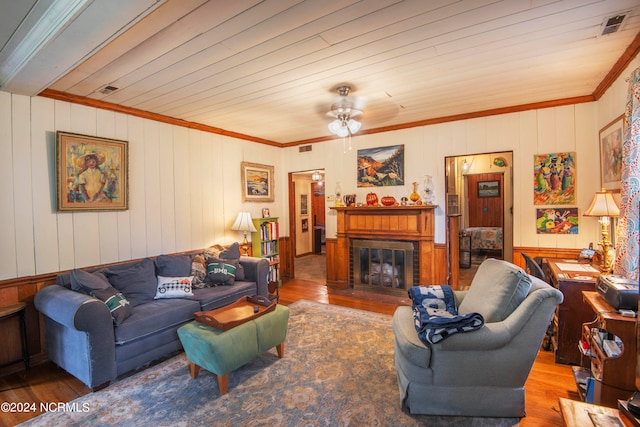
[0,278,578,426]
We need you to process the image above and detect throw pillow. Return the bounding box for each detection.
[457,258,532,323]
[205,257,237,286]
[70,269,111,293]
[70,269,132,324]
[155,254,193,277]
[91,286,133,325]
[104,258,158,306]
[190,254,208,288]
[201,243,245,281]
[154,276,195,299]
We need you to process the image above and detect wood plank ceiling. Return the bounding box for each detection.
[2,0,640,145]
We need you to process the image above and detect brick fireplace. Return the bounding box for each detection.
[328,206,435,292]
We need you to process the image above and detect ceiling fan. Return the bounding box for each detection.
[327,85,363,138]
[323,84,400,151]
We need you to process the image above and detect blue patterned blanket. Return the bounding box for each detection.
[408,285,484,344]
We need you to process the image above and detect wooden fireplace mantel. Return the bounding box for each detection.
[328,205,435,288]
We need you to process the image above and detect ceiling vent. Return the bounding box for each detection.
[299,145,312,152]
[99,85,119,94]
[600,13,628,36]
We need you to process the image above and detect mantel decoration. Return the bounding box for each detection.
[56,131,128,212]
[241,162,274,202]
[598,114,623,192]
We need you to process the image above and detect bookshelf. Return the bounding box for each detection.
[251,217,280,292]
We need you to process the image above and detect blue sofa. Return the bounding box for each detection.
[34,252,269,390]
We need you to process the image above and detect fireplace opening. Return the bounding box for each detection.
[352,239,414,295]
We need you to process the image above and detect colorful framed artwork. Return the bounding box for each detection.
[536,208,578,234]
[477,180,500,198]
[599,115,623,192]
[533,152,576,205]
[241,162,274,202]
[356,144,404,187]
[56,131,128,212]
[300,194,308,215]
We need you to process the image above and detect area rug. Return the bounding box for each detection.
[20,300,518,426]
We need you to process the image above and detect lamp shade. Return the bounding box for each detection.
[231,212,257,232]
[584,188,620,217]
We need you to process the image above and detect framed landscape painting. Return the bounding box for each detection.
[241,162,274,202]
[56,131,128,212]
[356,144,404,187]
[599,115,623,192]
[477,180,499,198]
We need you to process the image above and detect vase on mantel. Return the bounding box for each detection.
[409,182,420,203]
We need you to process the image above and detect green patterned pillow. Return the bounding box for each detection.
[205,258,237,286]
[90,286,133,325]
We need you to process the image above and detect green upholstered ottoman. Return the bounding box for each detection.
[177,304,289,394]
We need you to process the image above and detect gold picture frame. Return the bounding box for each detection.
[56,131,128,212]
[241,162,274,202]
[599,114,624,192]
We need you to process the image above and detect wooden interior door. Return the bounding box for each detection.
[466,173,504,227]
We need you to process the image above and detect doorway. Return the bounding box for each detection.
[446,152,513,288]
[288,169,327,281]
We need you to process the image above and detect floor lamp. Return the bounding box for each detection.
[583,188,620,273]
[231,212,257,256]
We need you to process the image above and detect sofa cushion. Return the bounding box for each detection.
[70,269,133,324]
[154,276,194,299]
[155,254,193,277]
[104,258,158,306]
[457,258,532,323]
[113,298,200,345]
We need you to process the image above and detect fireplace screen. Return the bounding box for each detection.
[352,239,414,292]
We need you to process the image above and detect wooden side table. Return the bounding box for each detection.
[559,397,632,426]
[0,302,29,371]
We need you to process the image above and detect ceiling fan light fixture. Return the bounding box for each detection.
[327,85,362,139]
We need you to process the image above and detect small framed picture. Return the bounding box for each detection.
[262,208,270,218]
[599,114,623,192]
[301,218,309,232]
[477,180,500,198]
[241,161,274,202]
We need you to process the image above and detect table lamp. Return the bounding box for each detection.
[583,188,620,273]
[231,212,257,256]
